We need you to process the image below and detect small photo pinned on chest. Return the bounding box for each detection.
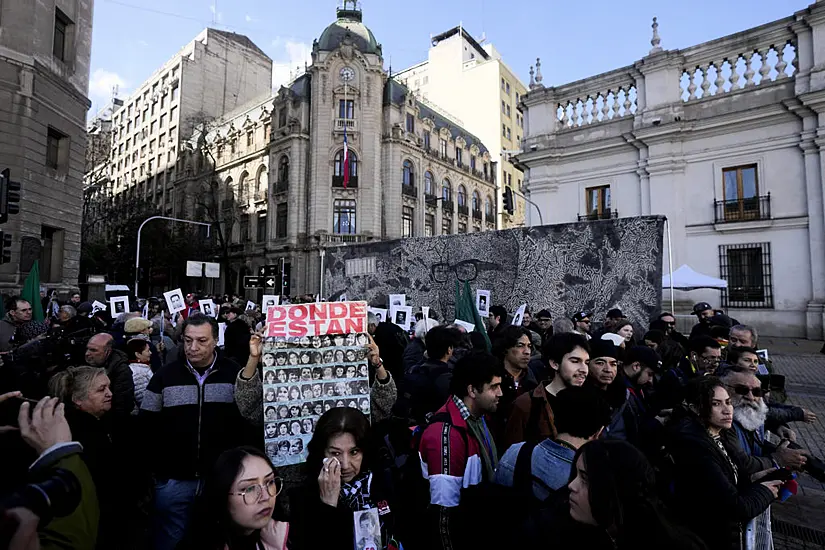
[353,508,382,550]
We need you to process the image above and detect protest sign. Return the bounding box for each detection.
[422,306,430,320]
[262,301,371,467]
[511,303,527,326]
[91,300,107,314]
[388,294,406,308]
[245,300,256,312]
[262,295,280,313]
[390,305,412,330]
[476,290,491,317]
[368,307,387,324]
[164,289,186,314]
[109,296,129,316]
[200,299,217,318]
[454,319,476,332]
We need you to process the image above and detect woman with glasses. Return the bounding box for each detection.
[181,446,289,550]
[663,376,780,550]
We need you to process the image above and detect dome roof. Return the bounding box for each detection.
[317,8,381,55]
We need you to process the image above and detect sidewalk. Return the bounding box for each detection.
[768,351,825,550]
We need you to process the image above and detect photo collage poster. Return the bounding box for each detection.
[262,301,371,466]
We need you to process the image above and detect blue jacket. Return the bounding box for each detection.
[495,438,576,501]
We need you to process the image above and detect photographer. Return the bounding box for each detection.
[0,393,99,549]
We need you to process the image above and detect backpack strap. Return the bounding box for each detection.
[525,392,545,443]
[513,440,538,499]
[425,411,469,450]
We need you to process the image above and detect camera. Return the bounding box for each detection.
[1,468,81,526]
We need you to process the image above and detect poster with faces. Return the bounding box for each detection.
[199,299,217,318]
[164,289,186,314]
[476,290,491,317]
[109,296,129,316]
[261,302,371,467]
[390,305,412,330]
[368,308,387,324]
[262,295,280,314]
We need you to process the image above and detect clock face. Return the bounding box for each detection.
[340,67,355,82]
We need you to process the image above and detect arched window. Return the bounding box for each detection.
[424,171,434,195]
[223,177,234,202]
[238,171,248,200]
[256,165,267,194]
[485,196,493,217]
[457,185,467,207]
[442,178,452,202]
[472,190,481,212]
[278,156,289,183]
[402,160,414,187]
[333,150,358,186]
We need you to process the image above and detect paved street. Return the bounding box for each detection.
[765,344,825,549]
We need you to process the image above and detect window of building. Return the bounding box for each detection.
[170,107,177,121]
[151,103,156,116]
[333,199,357,234]
[247,131,254,147]
[160,95,166,109]
[440,139,448,157]
[423,76,429,85]
[402,206,414,238]
[46,127,67,169]
[442,218,451,235]
[516,92,520,103]
[53,9,72,62]
[506,127,511,140]
[501,100,506,114]
[148,159,154,173]
[240,214,250,242]
[506,104,511,117]
[470,155,476,171]
[472,191,481,212]
[458,221,467,233]
[276,203,288,238]
[423,132,431,149]
[483,162,489,178]
[457,185,467,207]
[502,124,507,137]
[150,121,156,134]
[278,156,289,183]
[149,139,156,152]
[507,173,512,186]
[278,109,287,128]
[264,123,271,141]
[172,85,179,101]
[586,185,611,215]
[722,164,760,219]
[159,114,166,128]
[719,243,773,308]
[424,171,434,195]
[442,178,452,202]
[405,113,415,133]
[142,110,148,123]
[40,227,64,283]
[333,151,358,185]
[257,212,267,242]
[485,197,493,217]
[425,214,434,237]
[501,77,506,91]
[456,147,463,167]
[403,160,414,187]
[338,99,354,119]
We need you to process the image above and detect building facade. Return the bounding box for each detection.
[396,27,528,228]
[517,4,825,338]
[0,0,93,291]
[176,5,497,297]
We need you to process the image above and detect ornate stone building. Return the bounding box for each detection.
[177,5,497,296]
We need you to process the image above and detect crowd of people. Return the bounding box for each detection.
[0,290,822,550]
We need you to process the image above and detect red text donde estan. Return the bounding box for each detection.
[266,301,367,338]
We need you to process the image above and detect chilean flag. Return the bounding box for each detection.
[343,125,350,189]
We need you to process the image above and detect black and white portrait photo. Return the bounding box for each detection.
[163,288,187,314]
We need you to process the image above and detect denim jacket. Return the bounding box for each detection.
[494,438,576,501]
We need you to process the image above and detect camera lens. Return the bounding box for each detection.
[2,468,81,525]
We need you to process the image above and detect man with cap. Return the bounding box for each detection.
[571,311,592,340]
[604,346,663,447]
[586,339,620,391]
[532,309,554,346]
[689,302,714,339]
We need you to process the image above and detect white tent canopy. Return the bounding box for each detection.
[662,264,728,291]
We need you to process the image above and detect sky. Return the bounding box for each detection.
[88,0,810,116]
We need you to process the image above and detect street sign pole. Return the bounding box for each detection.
[135,216,211,297]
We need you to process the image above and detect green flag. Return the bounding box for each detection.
[454,280,491,351]
[21,260,45,322]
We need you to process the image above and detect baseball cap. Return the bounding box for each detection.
[606,308,624,319]
[124,317,153,334]
[535,309,552,319]
[692,302,713,315]
[590,339,619,360]
[626,346,663,372]
[572,311,592,322]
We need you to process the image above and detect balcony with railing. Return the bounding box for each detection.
[472,209,482,220]
[578,210,618,221]
[332,175,359,188]
[334,118,358,133]
[441,199,454,213]
[425,194,438,206]
[274,181,289,195]
[714,194,771,224]
[457,204,469,216]
[402,184,417,198]
[318,233,374,245]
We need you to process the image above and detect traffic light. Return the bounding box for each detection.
[0,230,11,264]
[0,168,21,225]
[503,187,515,215]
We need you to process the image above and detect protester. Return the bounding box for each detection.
[181,446,288,550]
[290,407,397,550]
[492,326,539,446]
[505,332,589,446]
[419,351,502,550]
[496,385,611,500]
[126,338,153,412]
[487,305,508,340]
[140,314,247,550]
[532,309,554,346]
[604,346,662,446]
[85,333,135,421]
[371,309,409,381]
[643,329,665,350]
[571,311,592,340]
[0,297,48,351]
[651,311,690,348]
[124,316,163,372]
[689,302,715,339]
[224,307,252,366]
[665,377,781,550]
[402,318,439,372]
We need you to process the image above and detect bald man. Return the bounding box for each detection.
[86,333,135,417]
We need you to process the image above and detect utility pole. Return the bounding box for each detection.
[135,215,211,297]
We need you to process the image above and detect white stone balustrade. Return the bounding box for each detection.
[679,20,797,102]
[552,68,638,129]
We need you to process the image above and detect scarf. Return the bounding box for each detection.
[339,471,374,511]
[465,415,498,481]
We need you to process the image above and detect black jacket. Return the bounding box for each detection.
[223,319,251,366]
[401,338,426,374]
[139,351,244,480]
[102,349,135,419]
[373,321,409,382]
[393,357,452,425]
[664,411,774,550]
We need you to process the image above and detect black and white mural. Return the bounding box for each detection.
[324,216,665,327]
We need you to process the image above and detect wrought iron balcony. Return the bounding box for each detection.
[441,199,454,213]
[402,184,417,198]
[332,175,359,188]
[578,210,618,221]
[472,209,482,220]
[425,194,438,206]
[457,204,469,216]
[273,181,289,195]
[714,194,771,224]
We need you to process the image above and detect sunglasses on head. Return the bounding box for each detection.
[728,384,764,398]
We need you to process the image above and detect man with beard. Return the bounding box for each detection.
[649,311,690,349]
[504,332,589,446]
[688,302,715,339]
[604,346,662,447]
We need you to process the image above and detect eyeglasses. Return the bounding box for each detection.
[727,384,764,398]
[230,477,283,505]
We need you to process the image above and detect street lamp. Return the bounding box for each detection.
[134,215,212,297]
